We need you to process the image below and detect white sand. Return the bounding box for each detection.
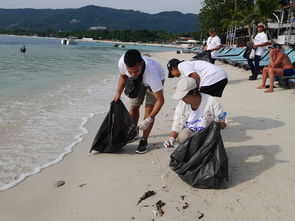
[0,51,295,221]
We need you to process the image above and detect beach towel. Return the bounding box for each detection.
[90,100,137,153]
[169,122,228,189]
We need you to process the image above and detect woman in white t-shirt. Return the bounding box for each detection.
[247,23,269,80]
[167,59,228,97]
[164,77,226,148]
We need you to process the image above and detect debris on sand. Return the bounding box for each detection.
[137,190,156,205]
[198,212,204,219]
[155,200,166,217]
[182,202,189,209]
[79,183,86,188]
[56,180,65,187]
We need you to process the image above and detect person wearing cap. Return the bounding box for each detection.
[164,77,226,148]
[167,58,228,97]
[248,23,269,80]
[114,49,165,153]
[256,43,294,93]
[202,28,223,64]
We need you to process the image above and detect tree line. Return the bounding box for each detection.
[199,0,285,41]
[0,29,202,44]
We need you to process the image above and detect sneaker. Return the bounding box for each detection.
[136,139,148,154]
[248,75,257,80]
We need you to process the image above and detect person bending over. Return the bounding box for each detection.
[167,59,228,97]
[257,43,294,93]
[164,77,226,148]
[114,49,165,154]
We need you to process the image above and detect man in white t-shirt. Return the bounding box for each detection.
[163,77,226,148]
[248,23,269,80]
[114,49,165,154]
[167,59,228,97]
[202,28,223,64]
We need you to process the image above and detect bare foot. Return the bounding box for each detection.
[264,89,273,93]
[256,86,266,89]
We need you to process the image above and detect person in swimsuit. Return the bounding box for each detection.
[257,43,294,93]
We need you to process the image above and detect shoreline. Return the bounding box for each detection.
[0,34,189,49]
[0,51,294,220]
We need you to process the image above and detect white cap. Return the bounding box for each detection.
[172,77,197,99]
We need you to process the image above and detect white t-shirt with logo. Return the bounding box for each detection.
[206,35,222,59]
[178,60,228,87]
[118,55,165,92]
[171,93,224,133]
[253,32,268,56]
[184,93,223,132]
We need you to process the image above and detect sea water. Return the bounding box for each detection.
[0,35,174,191]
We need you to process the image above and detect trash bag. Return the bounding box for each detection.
[192,50,212,63]
[169,122,228,189]
[89,100,137,153]
[243,43,254,59]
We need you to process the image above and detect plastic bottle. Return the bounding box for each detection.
[217,112,227,122]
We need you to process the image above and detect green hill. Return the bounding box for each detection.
[0,5,199,33]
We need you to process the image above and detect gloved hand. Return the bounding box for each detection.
[138,117,153,130]
[164,137,176,148]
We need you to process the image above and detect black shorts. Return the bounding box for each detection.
[199,78,228,97]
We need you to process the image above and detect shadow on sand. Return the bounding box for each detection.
[226,144,286,187]
[222,116,285,143]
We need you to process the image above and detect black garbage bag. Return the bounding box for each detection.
[192,50,212,63]
[169,122,228,189]
[243,43,254,59]
[89,100,137,153]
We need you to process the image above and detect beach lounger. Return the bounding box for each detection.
[288,79,295,88]
[217,48,245,61]
[231,49,270,70]
[277,75,295,88]
[216,48,232,57]
[218,48,246,63]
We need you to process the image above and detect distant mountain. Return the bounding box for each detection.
[0,5,200,33]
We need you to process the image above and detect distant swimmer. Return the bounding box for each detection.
[20,45,26,53]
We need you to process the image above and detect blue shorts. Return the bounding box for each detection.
[283,68,295,76]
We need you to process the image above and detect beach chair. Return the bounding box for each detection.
[218,48,246,63]
[232,49,270,70]
[288,79,295,88]
[216,48,232,57]
[217,48,245,60]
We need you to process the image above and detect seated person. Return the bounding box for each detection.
[257,43,294,93]
[164,77,227,148]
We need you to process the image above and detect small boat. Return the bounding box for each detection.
[61,36,78,45]
[113,44,125,48]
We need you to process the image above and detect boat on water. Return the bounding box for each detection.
[113,44,125,48]
[61,36,78,45]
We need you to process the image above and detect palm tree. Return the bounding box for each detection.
[222,6,259,43]
[255,0,282,40]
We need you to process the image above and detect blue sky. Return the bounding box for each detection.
[0,0,202,14]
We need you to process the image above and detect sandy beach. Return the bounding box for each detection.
[0,51,295,221]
